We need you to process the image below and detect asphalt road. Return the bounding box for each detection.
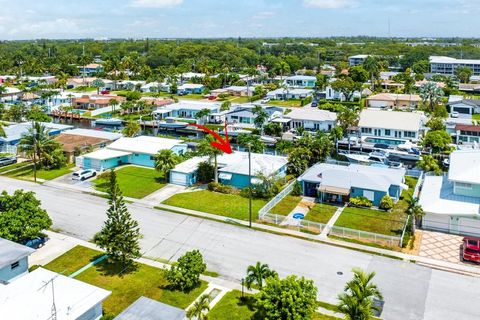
[2,176,479,320]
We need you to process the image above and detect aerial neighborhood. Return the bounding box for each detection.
[1,7,480,319]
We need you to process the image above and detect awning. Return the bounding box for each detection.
[318,185,350,195]
[271,117,291,123]
[153,109,172,115]
[218,173,232,180]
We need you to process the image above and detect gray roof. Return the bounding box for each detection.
[115,297,186,320]
[0,122,73,143]
[299,163,406,193]
[0,238,35,268]
[448,99,480,107]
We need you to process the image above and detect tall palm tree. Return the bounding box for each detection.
[154,149,179,182]
[245,262,277,290]
[197,135,224,183]
[252,105,268,135]
[363,56,380,90]
[419,82,444,112]
[195,108,211,125]
[337,268,383,320]
[109,98,119,115]
[186,294,211,320]
[405,194,424,232]
[122,120,140,137]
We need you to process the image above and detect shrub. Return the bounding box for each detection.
[291,181,302,196]
[349,196,372,208]
[165,250,206,291]
[379,195,394,210]
[207,182,234,194]
[196,161,215,183]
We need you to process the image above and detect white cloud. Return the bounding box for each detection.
[303,0,357,9]
[131,0,183,8]
[253,11,276,20]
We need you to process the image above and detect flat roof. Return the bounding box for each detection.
[0,122,74,143]
[0,238,35,268]
[419,175,480,216]
[63,128,122,141]
[217,151,287,176]
[285,108,337,122]
[115,296,186,320]
[430,55,480,65]
[448,150,480,184]
[358,109,425,132]
[367,93,421,102]
[83,148,131,160]
[171,156,208,174]
[55,134,109,153]
[107,136,185,156]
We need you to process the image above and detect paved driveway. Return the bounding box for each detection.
[50,169,94,189]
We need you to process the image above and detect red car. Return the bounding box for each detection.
[462,237,480,263]
[207,95,216,100]
[100,90,110,94]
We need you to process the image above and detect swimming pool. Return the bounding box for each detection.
[364,137,407,146]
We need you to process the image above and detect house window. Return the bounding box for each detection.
[150,156,155,161]
[456,182,472,189]
[403,131,415,138]
[11,261,19,270]
[363,190,375,201]
[385,129,391,136]
[361,127,372,134]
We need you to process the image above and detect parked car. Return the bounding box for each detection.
[462,237,480,263]
[261,98,270,104]
[0,156,17,167]
[100,89,110,94]
[177,91,187,96]
[22,236,47,249]
[451,111,460,118]
[72,169,97,181]
[311,100,318,107]
[208,95,216,100]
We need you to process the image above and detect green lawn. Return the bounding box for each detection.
[76,260,207,316]
[3,163,74,181]
[269,195,302,215]
[162,190,267,220]
[268,99,303,107]
[93,166,166,199]
[334,206,404,236]
[0,161,31,174]
[306,203,339,224]
[44,245,104,275]
[209,290,260,320]
[227,96,252,104]
[473,113,480,121]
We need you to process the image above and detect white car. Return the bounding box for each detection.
[451,111,460,118]
[72,169,97,181]
[260,98,270,104]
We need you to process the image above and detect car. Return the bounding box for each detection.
[208,95,216,100]
[260,98,270,104]
[451,111,460,118]
[72,169,97,181]
[462,237,480,263]
[22,236,47,249]
[177,91,187,96]
[0,156,17,167]
[311,100,318,107]
[100,89,110,94]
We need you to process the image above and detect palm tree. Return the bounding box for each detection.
[197,135,224,183]
[252,105,268,135]
[337,268,383,320]
[363,56,380,90]
[405,194,424,232]
[154,149,179,182]
[122,120,140,137]
[186,294,211,320]
[0,122,5,138]
[195,108,211,125]
[419,82,444,112]
[92,79,105,94]
[245,262,277,290]
[109,99,119,115]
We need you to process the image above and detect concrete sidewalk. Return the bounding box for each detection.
[320,204,346,237]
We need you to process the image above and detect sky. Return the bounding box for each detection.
[0,0,479,40]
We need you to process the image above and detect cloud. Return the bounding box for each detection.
[131,0,183,8]
[253,11,276,20]
[303,0,357,9]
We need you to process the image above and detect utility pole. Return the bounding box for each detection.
[248,145,252,228]
[32,121,37,183]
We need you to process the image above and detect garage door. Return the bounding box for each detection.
[452,106,472,114]
[459,218,480,237]
[170,172,188,186]
[422,213,450,233]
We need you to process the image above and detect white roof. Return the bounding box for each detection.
[358,109,425,132]
[430,55,480,65]
[285,108,337,122]
[171,156,208,174]
[155,100,219,113]
[2,87,22,94]
[1,122,73,143]
[181,72,205,79]
[285,75,317,81]
[107,136,185,156]
[0,268,110,320]
[178,83,204,90]
[217,151,287,176]
[299,163,405,193]
[419,175,480,216]
[0,238,35,269]
[349,54,369,59]
[83,148,131,160]
[267,88,314,95]
[448,150,480,184]
[63,128,122,141]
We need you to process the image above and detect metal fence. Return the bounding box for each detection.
[329,225,401,247]
[261,213,327,235]
[258,180,296,218]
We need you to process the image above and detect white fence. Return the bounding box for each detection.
[329,225,401,247]
[261,213,327,235]
[0,145,17,154]
[258,180,296,218]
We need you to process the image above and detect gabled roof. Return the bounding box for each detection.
[0,238,35,269]
[115,296,186,320]
[455,124,480,133]
[107,136,186,156]
[448,150,480,184]
[448,99,480,107]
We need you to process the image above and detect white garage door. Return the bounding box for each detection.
[459,218,480,237]
[423,213,450,233]
[170,172,188,186]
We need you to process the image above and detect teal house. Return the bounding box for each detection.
[79,136,187,171]
[298,163,407,206]
[0,238,35,283]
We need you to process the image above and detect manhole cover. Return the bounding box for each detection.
[337,271,343,275]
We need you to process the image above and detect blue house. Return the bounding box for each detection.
[298,163,407,206]
[0,238,35,283]
[79,136,187,171]
[169,151,288,188]
[177,83,205,95]
[0,122,73,146]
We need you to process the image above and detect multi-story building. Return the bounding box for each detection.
[348,54,370,66]
[429,56,480,76]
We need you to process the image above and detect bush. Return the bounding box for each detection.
[166,250,206,291]
[300,96,312,106]
[379,195,394,210]
[349,196,372,208]
[196,161,214,183]
[291,181,302,196]
[207,182,234,194]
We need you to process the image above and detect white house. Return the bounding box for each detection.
[448,99,480,115]
[348,54,370,66]
[224,104,283,128]
[420,150,480,236]
[0,87,22,102]
[273,107,337,132]
[430,56,480,76]
[0,267,111,320]
[0,238,35,283]
[141,81,171,93]
[366,93,422,109]
[284,75,316,88]
[266,88,313,100]
[358,109,427,141]
[152,100,220,120]
[324,85,361,101]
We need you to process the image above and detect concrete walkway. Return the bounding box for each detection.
[280,196,315,226]
[142,183,187,205]
[320,204,347,238]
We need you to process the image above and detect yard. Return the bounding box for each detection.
[93,166,166,199]
[306,203,338,224]
[269,195,302,215]
[1,162,75,181]
[268,99,303,107]
[162,190,267,220]
[473,113,480,121]
[42,245,207,317]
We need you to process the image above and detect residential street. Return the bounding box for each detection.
[1,176,479,320]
